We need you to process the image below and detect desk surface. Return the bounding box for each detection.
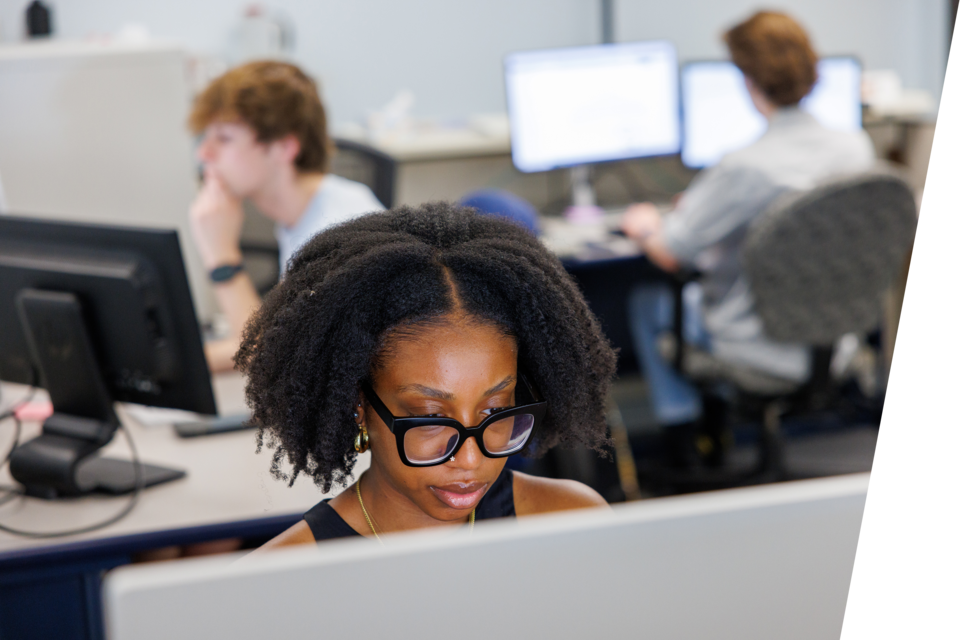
[337,110,934,166]
[540,208,652,265]
[335,114,511,162]
[0,374,367,559]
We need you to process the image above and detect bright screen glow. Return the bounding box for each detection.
[681,56,862,168]
[505,41,681,173]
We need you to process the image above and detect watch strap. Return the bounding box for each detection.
[209,263,245,283]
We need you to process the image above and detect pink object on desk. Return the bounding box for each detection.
[563,205,605,224]
[14,400,53,422]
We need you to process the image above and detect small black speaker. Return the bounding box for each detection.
[26,0,52,38]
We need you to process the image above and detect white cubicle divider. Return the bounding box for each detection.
[0,40,215,321]
[104,473,868,640]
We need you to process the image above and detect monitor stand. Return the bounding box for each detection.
[8,289,185,499]
[565,165,604,223]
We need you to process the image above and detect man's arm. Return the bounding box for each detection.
[190,171,262,373]
[621,164,774,272]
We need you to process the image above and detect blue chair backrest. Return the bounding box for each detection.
[460,189,540,236]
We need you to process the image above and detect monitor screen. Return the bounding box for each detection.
[681,56,862,168]
[505,41,681,173]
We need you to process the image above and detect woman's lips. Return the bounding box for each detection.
[430,482,488,510]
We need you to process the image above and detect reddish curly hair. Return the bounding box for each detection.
[724,11,819,107]
[189,60,332,173]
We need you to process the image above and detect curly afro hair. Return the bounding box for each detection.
[235,202,617,491]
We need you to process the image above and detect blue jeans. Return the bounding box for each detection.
[628,283,710,427]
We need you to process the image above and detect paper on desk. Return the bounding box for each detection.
[13,401,53,422]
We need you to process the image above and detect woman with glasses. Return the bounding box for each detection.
[241,203,616,547]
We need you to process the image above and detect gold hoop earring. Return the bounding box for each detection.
[354,423,369,453]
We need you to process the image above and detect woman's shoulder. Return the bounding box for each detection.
[251,498,363,556]
[247,520,317,558]
[511,470,609,516]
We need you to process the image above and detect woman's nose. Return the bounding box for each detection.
[450,436,483,469]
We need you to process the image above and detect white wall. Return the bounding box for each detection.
[618,0,950,106]
[0,0,949,125]
[0,0,600,126]
[0,43,217,320]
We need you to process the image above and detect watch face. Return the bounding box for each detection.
[210,264,244,283]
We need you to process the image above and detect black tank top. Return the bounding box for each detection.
[303,468,516,542]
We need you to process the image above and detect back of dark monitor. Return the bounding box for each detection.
[0,215,215,414]
[0,215,215,497]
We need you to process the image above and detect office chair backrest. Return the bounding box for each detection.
[460,189,541,235]
[742,172,917,345]
[330,138,397,208]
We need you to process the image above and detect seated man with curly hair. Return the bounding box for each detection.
[240,203,616,546]
[621,11,874,466]
[189,61,383,373]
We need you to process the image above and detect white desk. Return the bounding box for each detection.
[539,209,642,261]
[0,374,366,552]
[336,114,511,163]
[0,373,368,640]
[331,115,697,213]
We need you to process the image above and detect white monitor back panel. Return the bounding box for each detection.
[505,41,681,172]
[105,474,868,640]
[681,56,862,169]
[0,41,214,321]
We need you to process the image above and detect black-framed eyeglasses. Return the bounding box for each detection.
[361,374,547,467]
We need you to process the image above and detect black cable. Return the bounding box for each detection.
[0,386,37,422]
[0,390,33,513]
[0,485,23,508]
[0,386,35,466]
[0,421,145,539]
[1,415,22,468]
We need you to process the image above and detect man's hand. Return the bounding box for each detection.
[620,202,663,243]
[621,201,680,272]
[189,169,245,270]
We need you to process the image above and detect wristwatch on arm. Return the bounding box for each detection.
[209,263,245,284]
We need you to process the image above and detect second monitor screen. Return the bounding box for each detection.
[681,56,862,168]
[505,41,681,173]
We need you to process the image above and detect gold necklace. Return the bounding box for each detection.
[355,477,475,545]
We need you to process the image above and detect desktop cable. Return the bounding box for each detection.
[0,418,145,538]
[0,387,36,508]
[0,386,36,465]
[0,413,23,509]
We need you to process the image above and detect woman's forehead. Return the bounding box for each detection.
[375,321,518,395]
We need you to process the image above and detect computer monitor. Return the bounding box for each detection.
[681,56,862,169]
[104,474,867,640]
[504,40,681,174]
[0,215,217,498]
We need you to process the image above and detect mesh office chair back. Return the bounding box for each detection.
[742,172,917,346]
[330,138,397,208]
